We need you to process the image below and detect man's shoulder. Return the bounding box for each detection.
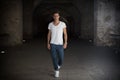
[60,21,66,27]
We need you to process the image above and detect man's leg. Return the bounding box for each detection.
[57,45,64,67]
[50,44,58,71]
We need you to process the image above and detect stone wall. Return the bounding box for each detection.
[94,0,119,46]
[0,0,23,46]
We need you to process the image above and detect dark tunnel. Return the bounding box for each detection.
[0,0,120,80]
[32,2,79,40]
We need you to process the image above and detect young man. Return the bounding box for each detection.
[47,11,68,78]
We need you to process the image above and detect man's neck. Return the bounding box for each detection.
[54,20,60,23]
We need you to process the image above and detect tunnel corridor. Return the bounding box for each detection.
[32,1,79,39]
[0,0,120,80]
[33,6,74,39]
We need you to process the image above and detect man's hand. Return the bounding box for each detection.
[47,44,51,50]
[63,43,67,49]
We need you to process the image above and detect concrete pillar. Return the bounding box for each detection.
[0,0,23,46]
[23,0,33,39]
[94,0,116,46]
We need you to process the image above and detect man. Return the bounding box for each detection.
[47,11,68,78]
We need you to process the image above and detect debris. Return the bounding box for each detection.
[1,51,5,54]
[89,40,92,42]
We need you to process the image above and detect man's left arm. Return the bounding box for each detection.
[63,27,68,49]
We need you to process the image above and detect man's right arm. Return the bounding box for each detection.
[47,30,51,50]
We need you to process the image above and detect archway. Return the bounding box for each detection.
[32,2,81,40]
[33,7,74,39]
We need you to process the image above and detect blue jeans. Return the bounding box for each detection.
[50,44,64,70]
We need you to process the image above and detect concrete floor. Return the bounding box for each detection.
[0,38,120,80]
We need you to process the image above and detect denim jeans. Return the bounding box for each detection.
[50,44,64,70]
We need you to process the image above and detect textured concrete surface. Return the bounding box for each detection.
[0,0,23,46]
[0,0,119,47]
[0,38,120,80]
[94,0,120,46]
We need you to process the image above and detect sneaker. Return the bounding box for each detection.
[58,65,61,69]
[55,70,59,78]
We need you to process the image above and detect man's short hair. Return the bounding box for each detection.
[52,10,60,16]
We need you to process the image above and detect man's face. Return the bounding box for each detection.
[53,13,60,20]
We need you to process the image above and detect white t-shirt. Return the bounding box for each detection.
[48,21,66,45]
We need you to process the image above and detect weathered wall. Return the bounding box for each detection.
[94,0,119,46]
[0,0,23,46]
